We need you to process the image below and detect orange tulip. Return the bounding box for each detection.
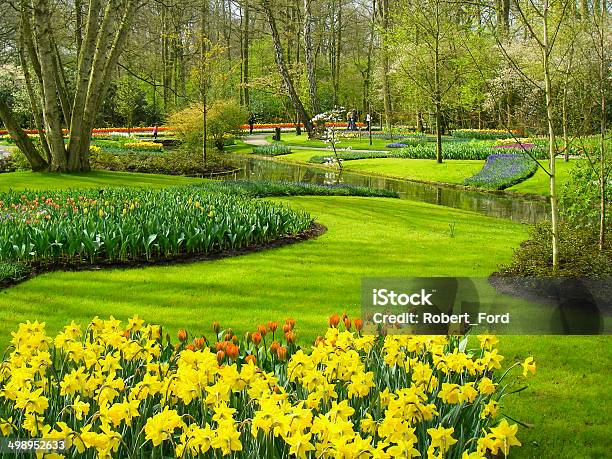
[226,343,239,360]
[329,314,340,328]
[177,329,188,342]
[285,331,296,344]
[277,346,288,361]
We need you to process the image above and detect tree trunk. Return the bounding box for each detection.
[380,0,392,131]
[303,0,321,114]
[598,0,607,250]
[0,98,48,171]
[32,0,67,171]
[18,30,51,163]
[261,0,314,137]
[542,0,559,269]
[434,1,442,163]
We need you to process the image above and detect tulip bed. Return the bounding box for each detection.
[252,145,292,156]
[452,129,520,140]
[0,186,313,265]
[0,315,534,458]
[308,142,545,163]
[464,154,539,190]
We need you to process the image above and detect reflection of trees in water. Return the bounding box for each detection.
[324,171,343,186]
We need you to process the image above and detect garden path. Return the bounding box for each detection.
[244,134,270,146]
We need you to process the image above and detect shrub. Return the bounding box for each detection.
[89,149,230,176]
[0,148,31,172]
[464,154,538,190]
[193,180,400,198]
[169,101,247,151]
[252,145,292,156]
[122,141,164,151]
[496,221,612,277]
[0,187,313,264]
[0,315,533,458]
[559,156,611,227]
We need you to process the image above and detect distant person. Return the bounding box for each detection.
[346,111,352,130]
[153,125,158,140]
[352,109,358,130]
[248,114,256,134]
[365,113,371,131]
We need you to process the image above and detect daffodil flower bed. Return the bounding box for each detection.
[0,315,535,458]
[0,187,313,264]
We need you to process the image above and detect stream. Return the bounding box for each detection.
[221,155,550,224]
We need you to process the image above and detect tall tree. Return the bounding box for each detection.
[260,0,314,137]
[303,0,321,114]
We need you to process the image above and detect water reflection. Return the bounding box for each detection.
[221,155,550,224]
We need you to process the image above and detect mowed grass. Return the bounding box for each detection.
[339,158,484,184]
[0,170,204,191]
[0,172,608,457]
[506,158,577,195]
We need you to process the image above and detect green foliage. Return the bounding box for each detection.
[0,187,313,264]
[497,221,612,278]
[252,145,292,156]
[207,100,247,150]
[193,180,399,198]
[169,101,246,151]
[89,149,229,176]
[1,149,31,172]
[0,261,30,284]
[559,156,611,227]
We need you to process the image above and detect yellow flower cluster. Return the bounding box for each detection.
[0,317,535,458]
[123,141,163,151]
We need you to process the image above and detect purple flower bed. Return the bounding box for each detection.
[386,142,409,148]
[464,153,538,190]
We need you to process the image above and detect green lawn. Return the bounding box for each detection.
[0,171,608,457]
[0,170,204,191]
[340,158,484,184]
[505,158,577,195]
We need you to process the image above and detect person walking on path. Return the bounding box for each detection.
[365,113,371,131]
[352,109,358,131]
[248,114,256,134]
[153,125,158,140]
